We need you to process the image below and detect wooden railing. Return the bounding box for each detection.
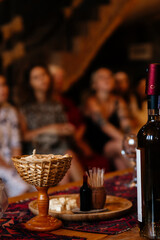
[63,0,139,90]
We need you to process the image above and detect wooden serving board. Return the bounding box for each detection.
[29,194,132,221]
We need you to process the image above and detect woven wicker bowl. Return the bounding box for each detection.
[12,154,72,187]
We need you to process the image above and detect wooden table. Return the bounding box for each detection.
[9,169,143,240]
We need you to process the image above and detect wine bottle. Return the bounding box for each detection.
[80,173,92,211]
[137,63,160,239]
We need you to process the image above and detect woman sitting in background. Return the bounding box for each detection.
[130,78,147,133]
[114,71,133,106]
[48,64,84,130]
[83,68,132,170]
[114,71,142,133]
[0,75,30,197]
[15,63,83,183]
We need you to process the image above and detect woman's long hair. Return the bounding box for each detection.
[15,63,53,106]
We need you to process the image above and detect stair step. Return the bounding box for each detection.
[98,5,112,21]
[86,20,101,37]
[63,0,83,18]
[98,0,126,22]
[72,36,88,53]
[74,21,88,36]
[73,4,99,21]
[49,50,84,78]
[49,51,75,66]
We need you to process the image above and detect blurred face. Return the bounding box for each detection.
[49,66,65,93]
[93,69,115,93]
[115,72,129,93]
[0,76,9,103]
[137,78,146,98]
[29,67,51,93]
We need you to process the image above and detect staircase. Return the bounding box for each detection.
[0,0,139,88]
[47,0,138,90]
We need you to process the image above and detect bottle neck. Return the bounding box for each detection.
[83,174,88,187]
[148,95,160,121]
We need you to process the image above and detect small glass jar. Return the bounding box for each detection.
[0,178,8,218]
[91,186,106,209]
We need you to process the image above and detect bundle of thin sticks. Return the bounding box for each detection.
[86,168,105,187]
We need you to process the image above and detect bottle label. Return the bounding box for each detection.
[136,149,142,222]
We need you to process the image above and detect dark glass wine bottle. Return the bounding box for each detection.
[80,173,92,211]
[137,63,160,239]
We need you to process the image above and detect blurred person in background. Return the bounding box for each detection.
[15,63,83,183]
[0,75,30,197]
[114,71,132,104]
[83,68,132,170]
[130,78,147,133]
[48,64,84,130]
[114,71,137,132]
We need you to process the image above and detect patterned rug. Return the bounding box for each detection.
[0,173,137,239]
[0,188,84,240]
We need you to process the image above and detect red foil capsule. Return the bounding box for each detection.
[146,63,160,95]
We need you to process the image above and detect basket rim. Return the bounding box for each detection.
[12,154,72,163]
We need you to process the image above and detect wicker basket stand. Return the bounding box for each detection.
[12,154,72,232]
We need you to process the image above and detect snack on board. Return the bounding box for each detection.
[49,196,77,212]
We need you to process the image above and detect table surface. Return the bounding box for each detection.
[9,169,143,240]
